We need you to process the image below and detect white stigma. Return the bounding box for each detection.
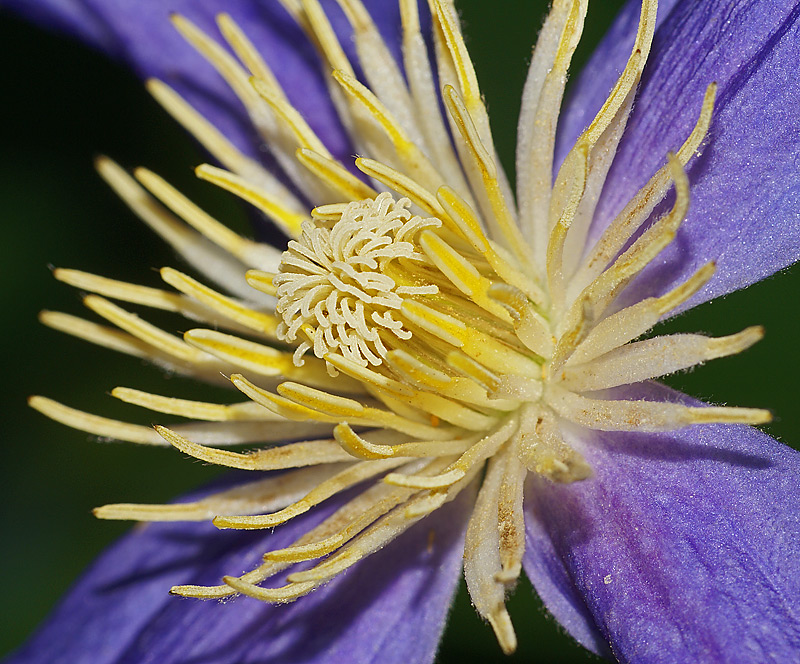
[274,192,440,369]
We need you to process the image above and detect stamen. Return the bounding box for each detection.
[399,0,473,200]
[135,167,277,268]
[40,310,157,362]
[464,452,517,655]
[325,353,499,431]
[334,0,423,147]
[401,300,542,377]
[250,77,332,160]
[95,157,252,299]
[277,381,455,439]
[332,70,444,189]
[83,295,216,366]
[216,13,284,96]
[558,327,764,392]
[355,157,445,218]
[110,387,277,422]
[182,328,353,392]
[54,268,188,314]
[517,0,587,243]
[418,230,512,321]
[384,417,518,490]
[545,385,772,431]
[442,86,532,267]
[155,425,353,470]
[570,83,717,296]
[285,464,475,583]
[95,466,340,521]
[160,267,280,336]
[213,457,406,529]
[29,396,163,445]
[296,149,378,203]
[566,262,716,366]
[437,186,547,306]
[195,164,306,239]
[334,423,474,460]
[146,79,288,197]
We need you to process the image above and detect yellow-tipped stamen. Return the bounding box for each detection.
[97,465,342,522]
[570,83,718,296]
[83,295,218,366]
[155,425,353,470]
[29,396,164,445]
[567,262,716,366]
[96,156,252,298]
[160,267,280,337]
[146,78,292,200]
[442,86,532,267]
[516,0,584,234]
[245,270,278,297]
[195,164,306,239]
[399,0,473,201]
[355,157,445,218]
[333,423,474,460]
[298,0,354,75]
[558,327,765,393]
[334,0,423,147]
[546,385,772,432]
[384,416,518,490]
[111,387,279,422]
[216,13,285,97]
[135,167,278,268]
[545,143,589,313]
[437,186,547,306]
[40,310,154,361]
[332,69,444,189]
[182,328,353,392]
[171,14,263,115]
[54,268,185,313]
[213,457,406,530]
[277,381,456,440]
[400,300,541,378]
[296,149,378,203]
[250,77,332,159]
[464,452,518,655]
[325,353,499,431]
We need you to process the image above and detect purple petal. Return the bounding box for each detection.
[559,0,800,311]
[2,1,405,167]
[524,383,800,663]
[6,475,469,664]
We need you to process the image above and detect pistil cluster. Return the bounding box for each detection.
[32,0,770,654]
[275,193,440,369]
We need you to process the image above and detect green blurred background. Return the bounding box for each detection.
[2,1,799,662]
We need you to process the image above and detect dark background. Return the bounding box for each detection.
[2,1,799,662]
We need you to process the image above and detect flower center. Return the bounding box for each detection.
[275,193,441,369]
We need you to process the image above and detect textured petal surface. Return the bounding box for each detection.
[524,382,800,663]
[558,0,800,310]
[1,0,404,166]
[6,476,469,664]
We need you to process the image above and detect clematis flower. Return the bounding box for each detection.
[5,0,800,662]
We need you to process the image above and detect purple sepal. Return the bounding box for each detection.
[6,475,469,664]
[524,383,800,663]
